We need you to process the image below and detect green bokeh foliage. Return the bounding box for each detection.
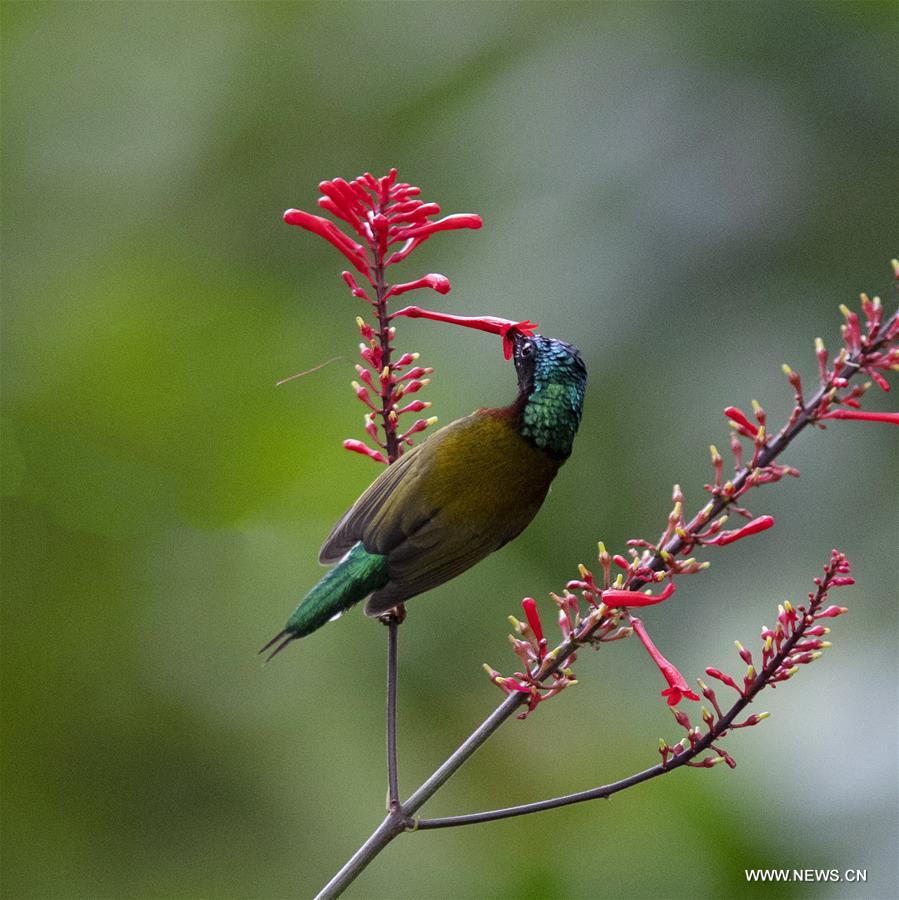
[2,2,897,898]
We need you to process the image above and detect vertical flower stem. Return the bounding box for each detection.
[372,256,400,465]
[386,615,400,810]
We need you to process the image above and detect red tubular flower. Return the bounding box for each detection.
[703,515,775,547]
[283,209,370,276]
[392,305,539,359]
[521,597,547,659]
[601,582,677,609]
[818,409,899,424]
[631,617,699,706]
[385,274,451,299]
[724,405,759,437]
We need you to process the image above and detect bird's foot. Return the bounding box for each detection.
[379,603,406,626]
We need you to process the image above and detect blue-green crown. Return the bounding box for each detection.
[513,333,587,458]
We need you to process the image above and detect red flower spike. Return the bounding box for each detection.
[601,582,677,609]
[818,409,899,425]
[631,617,700,706]
[703,515,775,547]
[392,305,539,360]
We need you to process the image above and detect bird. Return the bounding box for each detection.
[261,327,587,659]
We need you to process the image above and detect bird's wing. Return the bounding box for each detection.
[363,513,517,616]
[318,418,471,564]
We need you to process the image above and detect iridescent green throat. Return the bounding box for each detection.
[518,336,587,459]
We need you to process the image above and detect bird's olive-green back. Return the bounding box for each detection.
[320,410,561,614]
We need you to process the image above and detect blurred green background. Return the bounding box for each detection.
[2,2,897,898]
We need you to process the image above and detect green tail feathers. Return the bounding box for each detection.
[286,542,388,639]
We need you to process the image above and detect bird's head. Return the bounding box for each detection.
[510,331,586,399]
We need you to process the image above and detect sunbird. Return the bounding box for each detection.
[262,308,587,659]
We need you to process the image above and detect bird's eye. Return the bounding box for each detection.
[520,341,535,358]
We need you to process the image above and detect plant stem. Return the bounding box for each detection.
[386,616,400,810]
[315,692,526,898]
[415,560,839,829]
[317,308,896,896]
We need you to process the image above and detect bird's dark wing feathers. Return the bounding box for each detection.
[318,424,458,564]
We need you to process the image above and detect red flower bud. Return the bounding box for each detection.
[703,515,775,547]
[724,405,759,437]
[385,273,452,299]
[283,209,370,276]
[343,439,387,464]
[818,409,899,424]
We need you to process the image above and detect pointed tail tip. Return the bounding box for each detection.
[259,629,296,663]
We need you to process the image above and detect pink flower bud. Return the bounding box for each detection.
[814,605,849,619]
[343,439,387,464]
[341,271,372,302]
[705,667,743,695]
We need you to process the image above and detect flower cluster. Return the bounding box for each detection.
[485,282,896,717]
[283,170,482,463]
[659,549,851,770]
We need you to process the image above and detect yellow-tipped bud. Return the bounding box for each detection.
[699,561,711,570]
[781,363,794,377]
[661,550,673,563]
[784,600,794,614]
[425,416,438,426]
[355,316,365,329]
[597,541,607,557]
[710,444,721,462]
[507,615,521,632]
[380,366,390,381]
[751,398,763,413]
[578,563,589,579]
[756,712,770,721]
[411,352,420,360]
[735,640,745,652]
[709,755,726,766]
[659,738,668,750]
[821,641,832,648]
[614,574,624,588]
[814,337,824,352]
[839,303,852,320]
[809,651,823,662]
